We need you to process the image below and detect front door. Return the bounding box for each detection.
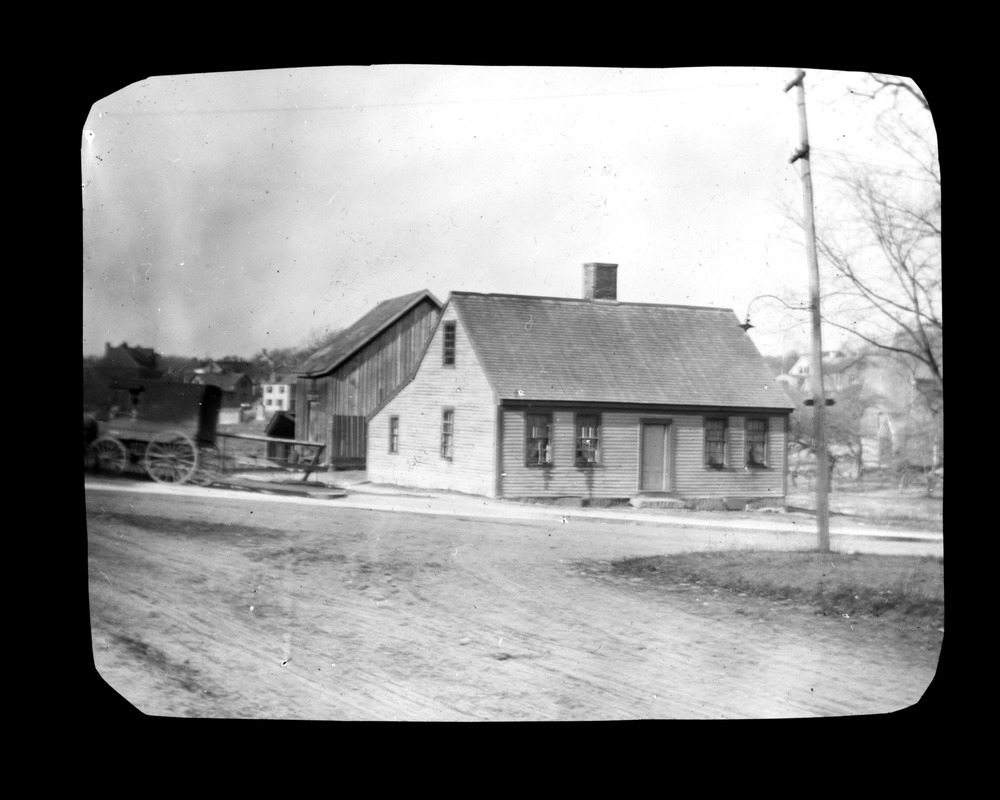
[640,423,670,492]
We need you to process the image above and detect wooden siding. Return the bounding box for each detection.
[295,376,330,445]
[501,410,645,499]
[500,408,787,501]
[325,300,439,416]
[367,303,498,496]
[295,298,439,465]
[672,414,787,500]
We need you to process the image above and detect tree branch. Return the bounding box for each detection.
[866,73,930,111]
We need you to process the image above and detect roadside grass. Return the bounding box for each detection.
[610,550,945,623]
[785,484,943,531]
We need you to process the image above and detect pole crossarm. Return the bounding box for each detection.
[783,69,805,94]
[790,144,810,164]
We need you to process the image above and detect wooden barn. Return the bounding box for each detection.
[366,263,796,507]
[294,289,442,468]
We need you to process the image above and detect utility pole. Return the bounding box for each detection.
[785,68,831,552]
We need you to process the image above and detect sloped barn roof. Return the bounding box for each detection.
[297,290,442,378]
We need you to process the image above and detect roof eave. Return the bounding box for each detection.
[498,397,796,413]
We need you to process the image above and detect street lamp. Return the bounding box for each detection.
[739,293,809,332]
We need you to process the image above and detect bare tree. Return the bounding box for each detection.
[301,325,345,355]
[251,326,345,375]
[854,72,931,112]
[812,73,942,402]
[788,372,883,489]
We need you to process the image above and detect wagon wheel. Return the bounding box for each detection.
[190,444,223,486]
[144,431,199,484]
[90,435,128,476]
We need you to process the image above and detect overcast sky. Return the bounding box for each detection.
[81,64,934,360]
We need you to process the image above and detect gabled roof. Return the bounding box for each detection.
[263,373,297,385]
[789,351,864,377]
[265,410,296,438]
[451,292,795,410]
[103,342,160,372]
[191,372,252,392]
[297,290,443,378]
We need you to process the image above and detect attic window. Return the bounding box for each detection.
[443,322,456,366]
[525,412,553,467]
[575,413,601,466]
[705,418,728,468]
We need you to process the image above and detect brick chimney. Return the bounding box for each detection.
[582,262,618,302]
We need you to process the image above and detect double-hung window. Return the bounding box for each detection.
[575,413,600,465]
[441,409,454,459]
[389,416,399,454]
[705,417,728,468]
[525,412,553,466]
[745,418,768,467]
[443,322,456,366]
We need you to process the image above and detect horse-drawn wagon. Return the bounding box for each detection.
[86,382,223,484]
[85,381,327,485]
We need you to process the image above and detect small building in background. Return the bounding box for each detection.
[86,342,165,417]
[264,409,297,461]
[97,341,163,388]
[190,372,255,424]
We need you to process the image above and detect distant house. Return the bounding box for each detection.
[215,357,252,375]
[784,347,942,475]
[97,341,163,388]
[190,371,254,423]
[169,359,227,385]
[86,342,165,416]
[786,351,868,394]
[856,354,942,471]
[294,289,443,468]
[158,355,198,381]
[367,263,796,506]
[261,373,296,414]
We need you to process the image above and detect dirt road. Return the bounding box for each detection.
[85,485,942,720]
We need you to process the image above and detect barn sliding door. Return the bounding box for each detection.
[331,414,366,462]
